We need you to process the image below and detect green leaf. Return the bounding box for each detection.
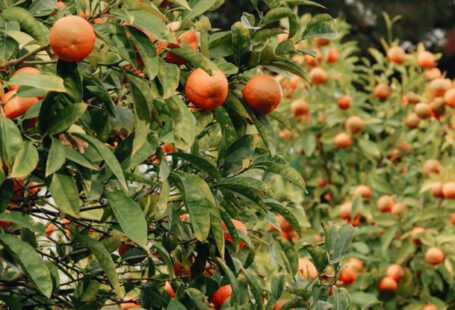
[170,152,220,180]
[287,0,326,9]
[167,96,196,150]
[9,73,66,93]
[125,10,169,41]
[216,258,240,304]
[48,173,80,217]
[170,45,215,74]
[186,288,209,309]
[167,299,186,310]
[325,224,356,263]
[184,0,217,19]
[0,211,45,234]
[302,14,337,40]
[0,117,23,169]
[269,60,307,80]
[158,60,180,99]
[75,233,125,297]
[263,7,293,24]
[129,78,151,157]
[127,26,159,79]
[243,269,263,310]
[266,200,302,237]
[57,61,83,102]
[74,133,128,192]
[45,137,66,177]
[253,160,305,190]
[169,172,215,241]
[11,142,38,178]
[210,205,225,258]
[43,100,88,136]
[105,191,148,248]
[231,21,250,66]
[0,235,52,298]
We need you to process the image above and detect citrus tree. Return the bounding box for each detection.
[0,0,357,309]
[274,16,455,310]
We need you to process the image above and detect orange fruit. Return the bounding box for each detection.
[444,88,455,107]
[428,78,451,97]
[376,195,394,213]
[165,30,199,65]
[442,182,455,199]
[0,210,11,229]
[339,266,357,285]
[414,102,431,119]
[270,300,287,310]
[284,75,304,98]
[417,51,435,69]
[421,305,438,310]
[161,144,175,154]
[339,202,354,220]
[411,227,425,243]
[291,99,309,116]
[298,258,318,280]
[451,213,455,225]
[345,257,364,272]
[386,264,404,282]
[327,48,340,63]
[279,128,292,141]
[309,67,328,85]
[379,277,398,292]
[374,83,391,101]
[56,1,66,10]
[425,247,444,265]
[429,97,446,118]
[338,95,352,110]
[431,182,444,198]
[315,37,331,47]
[93,18,106,25]
[353,185,372,201]
[45,223,57,238]
[164,281,175,298]
[120,302,141,310]
[243,75,282,115]
[387,46,405,63]
[345,116,364,134]
[185,69,228,110]
[305,49,322,67]
[8,67,40,91]
[50,15,95,62]
[405,113,420,129]
[2,90,39,119]
[211,284,232,309]
[222,219,247,250]
[422,159,441,177]
[424,68,442,80]
[334,132,352,149]
[391,202,406,216]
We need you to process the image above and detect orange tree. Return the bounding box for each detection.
[275,16,455,309]
[0,0,357,309]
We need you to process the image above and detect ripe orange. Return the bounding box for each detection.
[353,185,372,201]
[56,1,66,10]
[424,67,442,80]
[442,182,455,199]
[391,202,406,216]
[379,277,398,292]
[345,116,364,134]
[334,132,352,149]
[185,69,228,110]
[211,284,232,309]
[338,95,352,110]
[411,227,425,243]
[431,182,444,198]
[327,48,340,63]
[387,46,405,63]
[428,78,451,97]
[339,266,357,285]
[386,264,404,282]
[309,67,328,85]
[421,305,438,310]
[165,30,199,65]
[422,159,441,177]
[1,90,39,119]
[164,281,175,298]
[270,299,287,310]
[305,49,322,67]
[417,51,435,69]
[451,213,455,225]
[405,113,420,129]
[444,88,455,107]
[346,257,364,272]
[376,195,394,213]
[283,75,304,98]
[429,97,446,118]
[374,83,391,101]
[243,75,282,115]
[161,144,175,154]
[339,202,359,221]
[425,247,444,265]
[45,223,57,238]
[291,99,309,116]
[298,258,318,280]
[279,128,292,141]
[50,15,95,62]
[120,302,141,310]
[414,102,431,119]
[222,219,247,250]
[315,37,331,47]
[0,210,11,229]
[8,67,40,91]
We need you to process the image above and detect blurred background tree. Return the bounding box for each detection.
[208,0,455,76]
